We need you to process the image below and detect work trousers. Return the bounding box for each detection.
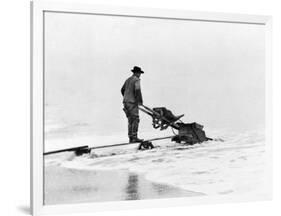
[123,102,140,138]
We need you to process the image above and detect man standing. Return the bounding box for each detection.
[121,66,144,143]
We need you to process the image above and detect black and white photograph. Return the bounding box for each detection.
[40,6,270,207]
[4,0,281,215]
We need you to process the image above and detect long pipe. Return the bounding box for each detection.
[89,136,175,150]
[44,145,89,156]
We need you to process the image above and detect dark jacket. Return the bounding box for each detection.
[121,75,143,104]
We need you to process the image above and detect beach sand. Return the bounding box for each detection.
[44,165,204,205]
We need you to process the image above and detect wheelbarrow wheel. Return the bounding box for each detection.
[138,141,154,150]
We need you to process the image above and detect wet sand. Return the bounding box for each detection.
[44,165,204,205]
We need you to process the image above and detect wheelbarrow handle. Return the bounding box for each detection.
[139,104,180,130]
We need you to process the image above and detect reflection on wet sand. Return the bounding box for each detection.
[125,174,139,200]
[44,166,203,205]
[124,173,204,201]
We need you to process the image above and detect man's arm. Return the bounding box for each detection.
[121,82,125,96]
[134,80,143,105]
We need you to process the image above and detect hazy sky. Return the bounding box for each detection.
[45,12,265,134]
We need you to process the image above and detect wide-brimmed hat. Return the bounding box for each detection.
[131,66,144,74]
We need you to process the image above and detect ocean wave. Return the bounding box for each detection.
[45,129,268,197]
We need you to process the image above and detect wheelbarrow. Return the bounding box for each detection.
[139,105,212,144]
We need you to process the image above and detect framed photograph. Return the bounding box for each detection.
[31,0,272,215]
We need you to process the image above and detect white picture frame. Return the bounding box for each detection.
[31,0,272,215]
